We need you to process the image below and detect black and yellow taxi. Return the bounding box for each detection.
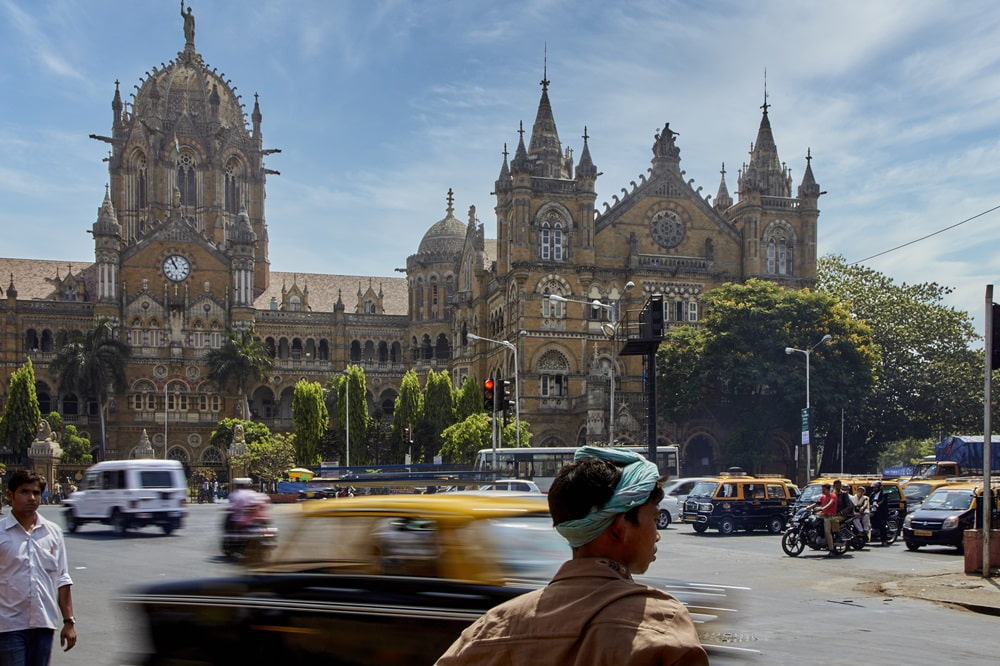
[902,479,1000,552]
[682,469,797,535]
[124,493,746,664]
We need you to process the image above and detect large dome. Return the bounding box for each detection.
[417,197,466,257]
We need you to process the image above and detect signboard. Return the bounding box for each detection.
[800,408,811,445]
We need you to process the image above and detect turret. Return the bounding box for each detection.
[92,186,122,303]
[714,163,733,211]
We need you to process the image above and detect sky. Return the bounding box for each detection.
[2,0,999,336]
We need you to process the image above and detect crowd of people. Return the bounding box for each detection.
[810,478,892,555]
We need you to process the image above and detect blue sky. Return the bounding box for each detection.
[2,0,999,334]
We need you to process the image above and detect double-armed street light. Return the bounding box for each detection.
[785,333,832,481]
[466,333,521,449]
[549,282,635,445]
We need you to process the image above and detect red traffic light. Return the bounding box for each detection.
[484,379,495,390]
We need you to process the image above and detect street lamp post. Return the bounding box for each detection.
[163,382,169,460]
[342,369,350,469]
[550,281,634,446]
[785,333,832,482]
[466,333,520,449]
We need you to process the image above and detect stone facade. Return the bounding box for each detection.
[0,11,820,477]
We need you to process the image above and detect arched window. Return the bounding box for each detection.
[435,333,451,360]
[350,340,362,362]
[541,286,565,319]
[25,330,39,352]
[225,158,242,214]
[177,153,197,207]
[363,341,375,361]
[318,339,330,361]
[539,210,567,261]
[391,341,402,363]
[291,338,303,360]
[40,330,54,352]
[421,335,433,360]
[378,342,389,363]
[537,350,569,397]
[201,447,224,466]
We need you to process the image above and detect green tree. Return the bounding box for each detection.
[0,359,42,464]
[49,317,130,459]
[44,411,65,435]
[231,432,296,492]
[292,379,329,466]
[205,327,273,419]
[455,375,483,421]
[439,413,532,465]
[209,418,272,451]
[420,369,456,462]
[657,279,877,475]
[327,365,370,466]
[391,369,424,462]
[878,437,936,472]
[817,255,983,467]
[59,425,93,465]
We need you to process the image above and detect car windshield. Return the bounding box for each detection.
[139,471,175,488]
[904,483,933,502]
[689,481,719,497]
[922,489,974,511]
[798,484,824,504]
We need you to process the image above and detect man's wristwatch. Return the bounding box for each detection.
[63,617,76,625]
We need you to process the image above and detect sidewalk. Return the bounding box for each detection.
[880,571,1000,616]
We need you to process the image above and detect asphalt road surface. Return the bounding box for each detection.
[39,503,997,665]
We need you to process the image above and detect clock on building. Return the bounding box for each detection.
[162,254,191,282]
[649,210,685,249]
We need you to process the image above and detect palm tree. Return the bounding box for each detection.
[205,327,273,420]
[50,317,131,460]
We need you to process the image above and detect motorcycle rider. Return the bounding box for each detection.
[225,477,261,533]
[869,480,890,546]
[810,483,839,555]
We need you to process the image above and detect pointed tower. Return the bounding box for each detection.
[92,186,122,309]
[714,163,733,212]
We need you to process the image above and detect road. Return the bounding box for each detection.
[41,503,996,665]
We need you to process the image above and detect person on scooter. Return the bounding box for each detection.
[851,485,871,537]
[226,478,259,533]
[811,483,838,554]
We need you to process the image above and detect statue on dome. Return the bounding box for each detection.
[181,1,195,47]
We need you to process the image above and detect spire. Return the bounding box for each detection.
[446,187,455,218]
[7,273,16,299]
[511,121,530,173]
[576,126,597,180]
[527,65,567,178]
[93,185,122,236]
[797,148,821,198]
[252,92,262,145]
[737,90,791,197]
[112,79,123,130]
[714,163,733,210]
[495,143,512,192]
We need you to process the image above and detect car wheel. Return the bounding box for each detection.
[692,523,708,534]
[905,539,920,551]
[781,530,805,556]
[718,517,736,535]
[65,510,79,534]
[656,509,671,530]
[767,516,784,534]
[161,521,175,536]
[111,509,128,536]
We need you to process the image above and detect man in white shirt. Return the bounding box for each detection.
[0,470,76,665]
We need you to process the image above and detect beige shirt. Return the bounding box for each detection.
[436,557,708,666]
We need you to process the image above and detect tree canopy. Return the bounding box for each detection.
[205,327,273,419]
[327,365,370,467]
[817,255,985,468]
[420,369,457,461]
[657,278,877,475]
[0,359,42,464]
[391,369,423,461]
[49,317,130,459]
[455,375,484,421]
[292,379,328,466]
[439,413,532,465]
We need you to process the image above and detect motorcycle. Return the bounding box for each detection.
[221,494,278,563]
[781,507,848,557]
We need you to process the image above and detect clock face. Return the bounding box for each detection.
[649,210,686,249]
[162,254,191,282]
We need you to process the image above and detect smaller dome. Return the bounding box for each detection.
[417,189,466,257]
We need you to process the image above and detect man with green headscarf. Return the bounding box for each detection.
[436,446,707,665]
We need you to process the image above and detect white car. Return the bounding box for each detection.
[478,480,543,494]
[661,477,714,508]
[657,495,681,529]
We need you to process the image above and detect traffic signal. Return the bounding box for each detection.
[499,379,512,413]
[483,378,495,412]
[649,294,664,338]
[403,427,412,443]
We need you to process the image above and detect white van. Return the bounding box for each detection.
[63,460,188,535]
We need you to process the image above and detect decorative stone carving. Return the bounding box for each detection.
[135,429,155,459]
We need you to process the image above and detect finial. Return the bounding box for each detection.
[582,126,589,143]
[761,68,769,114]
[446,188,455,216]
[806,147,812,163]
[518,121,525,140]
[540,43,549,91]
[720,162,726,178]
[502,143,509,160]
